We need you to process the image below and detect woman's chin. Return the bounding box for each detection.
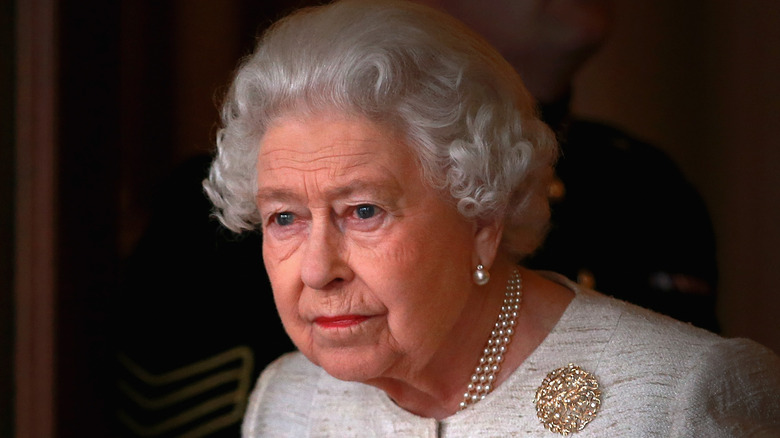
[308,347,392,383]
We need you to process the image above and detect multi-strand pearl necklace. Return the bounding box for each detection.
[459,268,522,410]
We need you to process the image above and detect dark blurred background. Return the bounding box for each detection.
[5,0,780,437]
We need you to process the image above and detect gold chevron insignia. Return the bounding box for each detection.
[117,346,254,437]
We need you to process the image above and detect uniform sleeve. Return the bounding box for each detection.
[671,339,780,437]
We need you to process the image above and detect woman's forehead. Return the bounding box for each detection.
[258,115,402,163]
[255,114,422,198]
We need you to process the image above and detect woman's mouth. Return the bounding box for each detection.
[314,315,370,329]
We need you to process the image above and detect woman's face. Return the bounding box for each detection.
[255,114,484,382]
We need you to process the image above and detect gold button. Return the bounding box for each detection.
[548,178,566,202]
[577,269,595,289]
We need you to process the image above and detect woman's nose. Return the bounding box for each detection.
[300,219,353,290]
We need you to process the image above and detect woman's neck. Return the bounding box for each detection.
[365,261,574,420]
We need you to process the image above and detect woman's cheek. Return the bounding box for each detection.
[368,225,422,265]
[263,226,307,266]
[267,261,305,326]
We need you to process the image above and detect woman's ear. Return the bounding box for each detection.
[472,218,504,269]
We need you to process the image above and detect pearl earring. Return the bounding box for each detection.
[473,264,490,286]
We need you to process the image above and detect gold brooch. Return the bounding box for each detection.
[534,364,601,435]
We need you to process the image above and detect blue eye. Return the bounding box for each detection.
[356,204,375,219]
[275,212,295,226]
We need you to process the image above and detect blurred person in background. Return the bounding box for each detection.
[416,0,719,331]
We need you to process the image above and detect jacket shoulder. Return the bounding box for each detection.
[242,352,324,437]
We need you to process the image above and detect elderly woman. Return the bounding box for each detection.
[204,0,780,436]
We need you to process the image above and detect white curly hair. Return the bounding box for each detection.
[204,0,558,259]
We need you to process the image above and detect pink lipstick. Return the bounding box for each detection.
[314,315,369,329]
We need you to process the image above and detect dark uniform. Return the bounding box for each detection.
[526,102,719,332]
[113,157,293,438]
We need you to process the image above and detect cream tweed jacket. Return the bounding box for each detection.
[242,274,780,437]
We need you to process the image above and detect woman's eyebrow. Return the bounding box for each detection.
[255,188,301,205]
[256,179,402,205]
[326,179,402,200]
